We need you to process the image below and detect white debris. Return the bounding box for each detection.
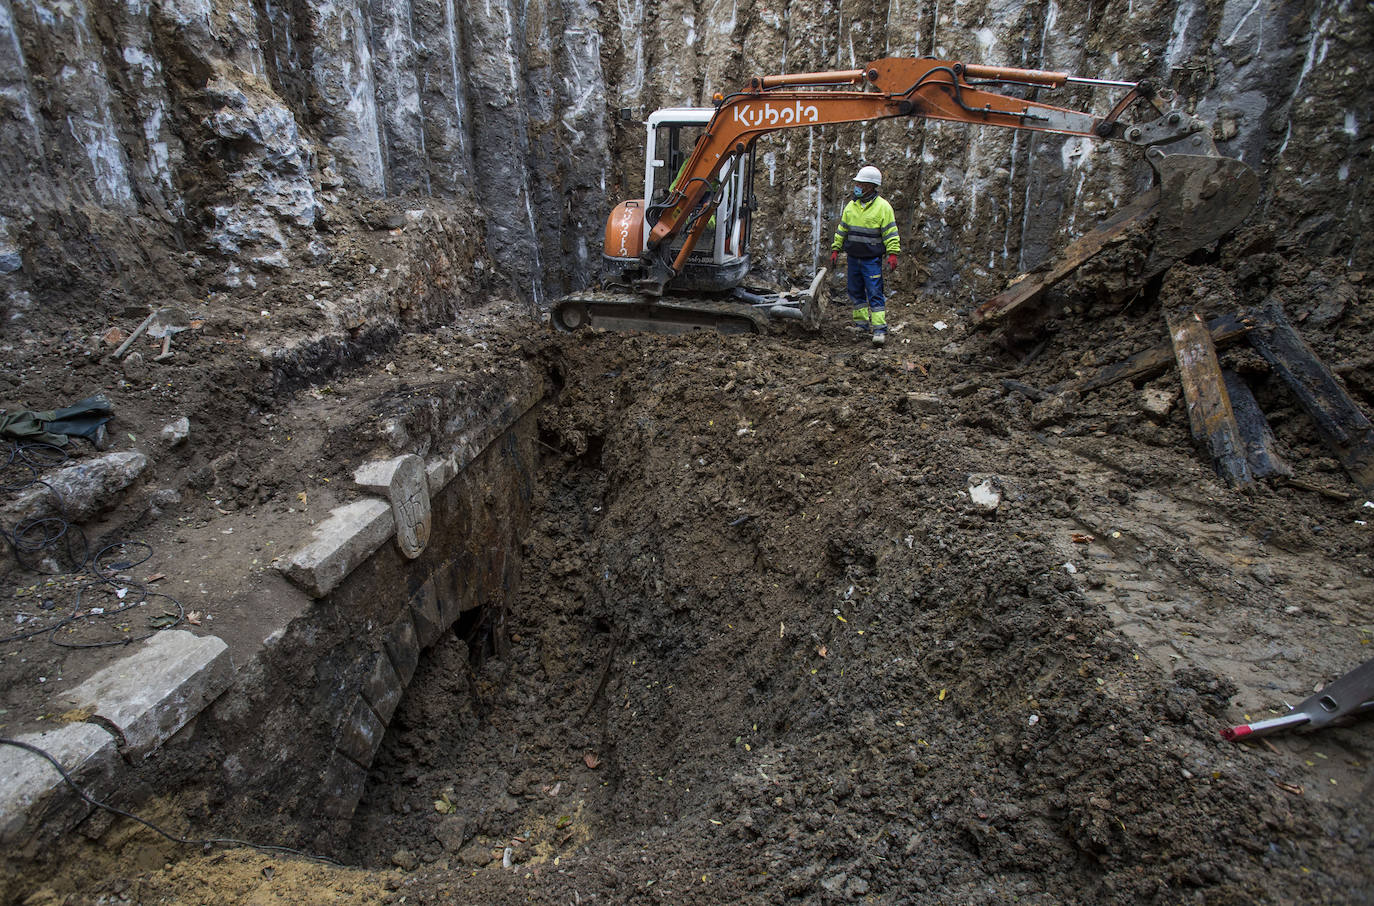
[933,320,948,331]
[1063,562,1078,574]
[967,478,1001,512]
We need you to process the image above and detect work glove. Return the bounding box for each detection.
[887,254,898,272]
[829,250,839,266]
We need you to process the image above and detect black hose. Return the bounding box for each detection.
[0,736,340,865]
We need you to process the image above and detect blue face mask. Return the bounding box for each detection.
[853,185,876,201]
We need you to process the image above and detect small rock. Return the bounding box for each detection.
[1141,387,1178,421]
[122,351,147,381]
[150,488,182,509]
[457,841,492,867]
[821,872,848,894]
[433,817,468,853]
[902,392,943,415]
[391,849,417,871]
[161,417,190,446]
[1030,390,1079,428]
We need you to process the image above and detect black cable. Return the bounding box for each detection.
[0,737,341,865]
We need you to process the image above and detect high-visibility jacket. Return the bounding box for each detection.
[831,196,900,259]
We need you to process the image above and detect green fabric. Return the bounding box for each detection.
[0,394,112,447]
[831,196,900,256]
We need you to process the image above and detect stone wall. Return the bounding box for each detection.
[202,375,542,846]
[0,0,1368,310]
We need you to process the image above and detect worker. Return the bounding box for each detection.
[829,165,900,346]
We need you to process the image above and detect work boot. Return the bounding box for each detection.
[871,328,886,347]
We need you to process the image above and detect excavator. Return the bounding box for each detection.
[550,57,1260,335]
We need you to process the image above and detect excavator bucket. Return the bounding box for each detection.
[1148,151,1260,267]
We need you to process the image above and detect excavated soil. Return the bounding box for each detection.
[20,236,1372,905]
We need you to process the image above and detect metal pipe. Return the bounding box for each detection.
[753,69,866,90]
[960,64,1068,87]
[1066,75,1140,89]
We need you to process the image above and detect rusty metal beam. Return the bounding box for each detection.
[970,188,1160,328]
[1167,309,1253,487]
[1247,300,1374,493]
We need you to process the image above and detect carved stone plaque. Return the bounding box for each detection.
[354,454,431,559]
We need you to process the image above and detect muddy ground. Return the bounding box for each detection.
[5,222,1371,904]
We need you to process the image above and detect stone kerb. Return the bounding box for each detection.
[0,630,230,851]
[277,498,395,598]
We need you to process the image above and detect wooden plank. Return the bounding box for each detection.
[1247,300,1374,493]
[1222,369,1292,479]
[970,188,1161,327]
[1053,311,1252,394]
[1167,309,1253,487]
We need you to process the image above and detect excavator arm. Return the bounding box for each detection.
[637,57,1258,298]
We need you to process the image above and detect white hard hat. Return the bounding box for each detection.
[853,165,882,187]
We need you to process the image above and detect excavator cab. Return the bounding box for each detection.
[604,109,757,293]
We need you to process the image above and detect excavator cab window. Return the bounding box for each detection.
[655,124,717,256]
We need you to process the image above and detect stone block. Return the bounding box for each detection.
[354,453,431,558]
[383,614,419,686]
[904,392,944,415]
[0,723,119,846]
[426,454,458,496]
[319,750,368,820]
[64,630,231,760]
[1142,386,1179,421]
[408,577,443,648]
[6,451,148,524]
[337,695,386,768]
[277,498,394,598]
[433,558,463,627]
[360,651,403,725]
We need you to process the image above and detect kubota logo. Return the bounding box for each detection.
[732,101,820,126]
[616,206,635,257]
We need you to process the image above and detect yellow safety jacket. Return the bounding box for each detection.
[831,196,900,259]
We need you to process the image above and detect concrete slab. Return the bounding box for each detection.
[0,722,119,846]
[64,630,231,759]
[278,498,395,597]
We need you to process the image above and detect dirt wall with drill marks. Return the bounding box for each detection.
[0,0,1368,318]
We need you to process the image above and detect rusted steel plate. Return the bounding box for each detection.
[1167,309,1253,487]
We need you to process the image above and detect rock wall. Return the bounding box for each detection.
[0,0,1367,313]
